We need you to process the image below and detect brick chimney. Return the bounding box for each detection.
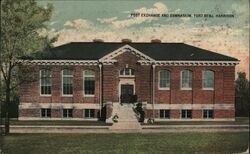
[151,39,161,43]
[93,39,104,42]
[121,39,132,43]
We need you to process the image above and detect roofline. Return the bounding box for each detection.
[19,59,239,66]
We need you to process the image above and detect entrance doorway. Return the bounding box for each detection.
[120,85,134,103]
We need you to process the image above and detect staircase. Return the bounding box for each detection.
[109,103,142,130]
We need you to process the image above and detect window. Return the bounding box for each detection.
[181,110,192,119]
[40,69,51,95]
[120,68,134,76]
[83,70,95,96]
[159,71,170,89]
[160,110,170,118]
[62,69,73,95]
[203,109,213,119]
[202,70,214,89]
[41,108,51,118]
[85,109,95,118]
[63,109,73,118]
[181,70,192,89]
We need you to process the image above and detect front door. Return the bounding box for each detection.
[120,85,134,103]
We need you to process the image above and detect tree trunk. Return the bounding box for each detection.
[4,87,10,135]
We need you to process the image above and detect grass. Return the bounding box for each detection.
[1,132,249,154]
[143,117,249,125]
[9,120,112,126]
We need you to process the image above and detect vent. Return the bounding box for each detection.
[121,39,132,43]
[93,39,104,42]
[151,39,161,43]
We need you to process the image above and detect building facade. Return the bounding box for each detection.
[19,41,239,121]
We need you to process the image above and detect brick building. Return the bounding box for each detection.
[19,40,239,121]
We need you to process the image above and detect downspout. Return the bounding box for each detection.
[152,64,155,120]
[98,63,102,119]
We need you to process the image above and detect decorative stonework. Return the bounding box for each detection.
[138,60,239,66]
[99,44,155,62]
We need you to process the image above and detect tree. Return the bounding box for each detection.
[235,72,249,117]
[0,0,55,135]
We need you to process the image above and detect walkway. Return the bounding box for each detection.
[8,124,249,133]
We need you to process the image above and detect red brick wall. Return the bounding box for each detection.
[214,109,235,118]
[155,66,235,105]
[19,109,40,117]
[170,110,180,119]
[192,110,202,119]
[52,109,61,118]
[19,66,100,104]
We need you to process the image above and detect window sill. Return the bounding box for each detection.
[119,75,135,78]
[158,88,170,90]
[84,95,95,97]
[202,88,214,91]
[180,88,192,90]
[62,95,73,97]
[40,95,52,97]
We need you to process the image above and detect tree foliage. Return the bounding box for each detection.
[0,0,55,134]
[235,72,249,117]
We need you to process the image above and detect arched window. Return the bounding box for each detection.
[40,69,52,95]
[181,70,192,90]
[158,70,170,90]
[120,68,134,76]
[202,70,214,89]
[62,69,73,95]
[83,70,95,96]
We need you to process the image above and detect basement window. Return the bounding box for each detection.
[181,110,192,119]
[160,110,170,118]
[41,108,51,118]
[84,109,95,118]
[203,109,214,119]
[63,109,73,118]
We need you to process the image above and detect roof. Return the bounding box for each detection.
[27,42,238,61]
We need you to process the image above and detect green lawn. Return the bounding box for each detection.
[10,120,112,126]
[1,132,249,154]
[144,117,249,125]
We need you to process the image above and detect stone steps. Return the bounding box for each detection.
[109,103,141,130]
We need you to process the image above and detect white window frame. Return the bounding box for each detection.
[84,109,95,118]
[61,69,73,97]
[40,108,51,118]
[158,70,170,90]
[83,70,95,97]
[202,70,214,90]
[159,109,170,119]
[62,109,73,118]
[202,109,214,119]
[119,68,135,77]
[181,109,192,119]
[180,70,192,90]
[39,69,52,96]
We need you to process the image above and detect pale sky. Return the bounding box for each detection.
[40,0,249,78]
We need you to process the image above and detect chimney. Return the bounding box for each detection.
[121,39,132,43]
[93,39,104,42]
[151,39,161,43]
